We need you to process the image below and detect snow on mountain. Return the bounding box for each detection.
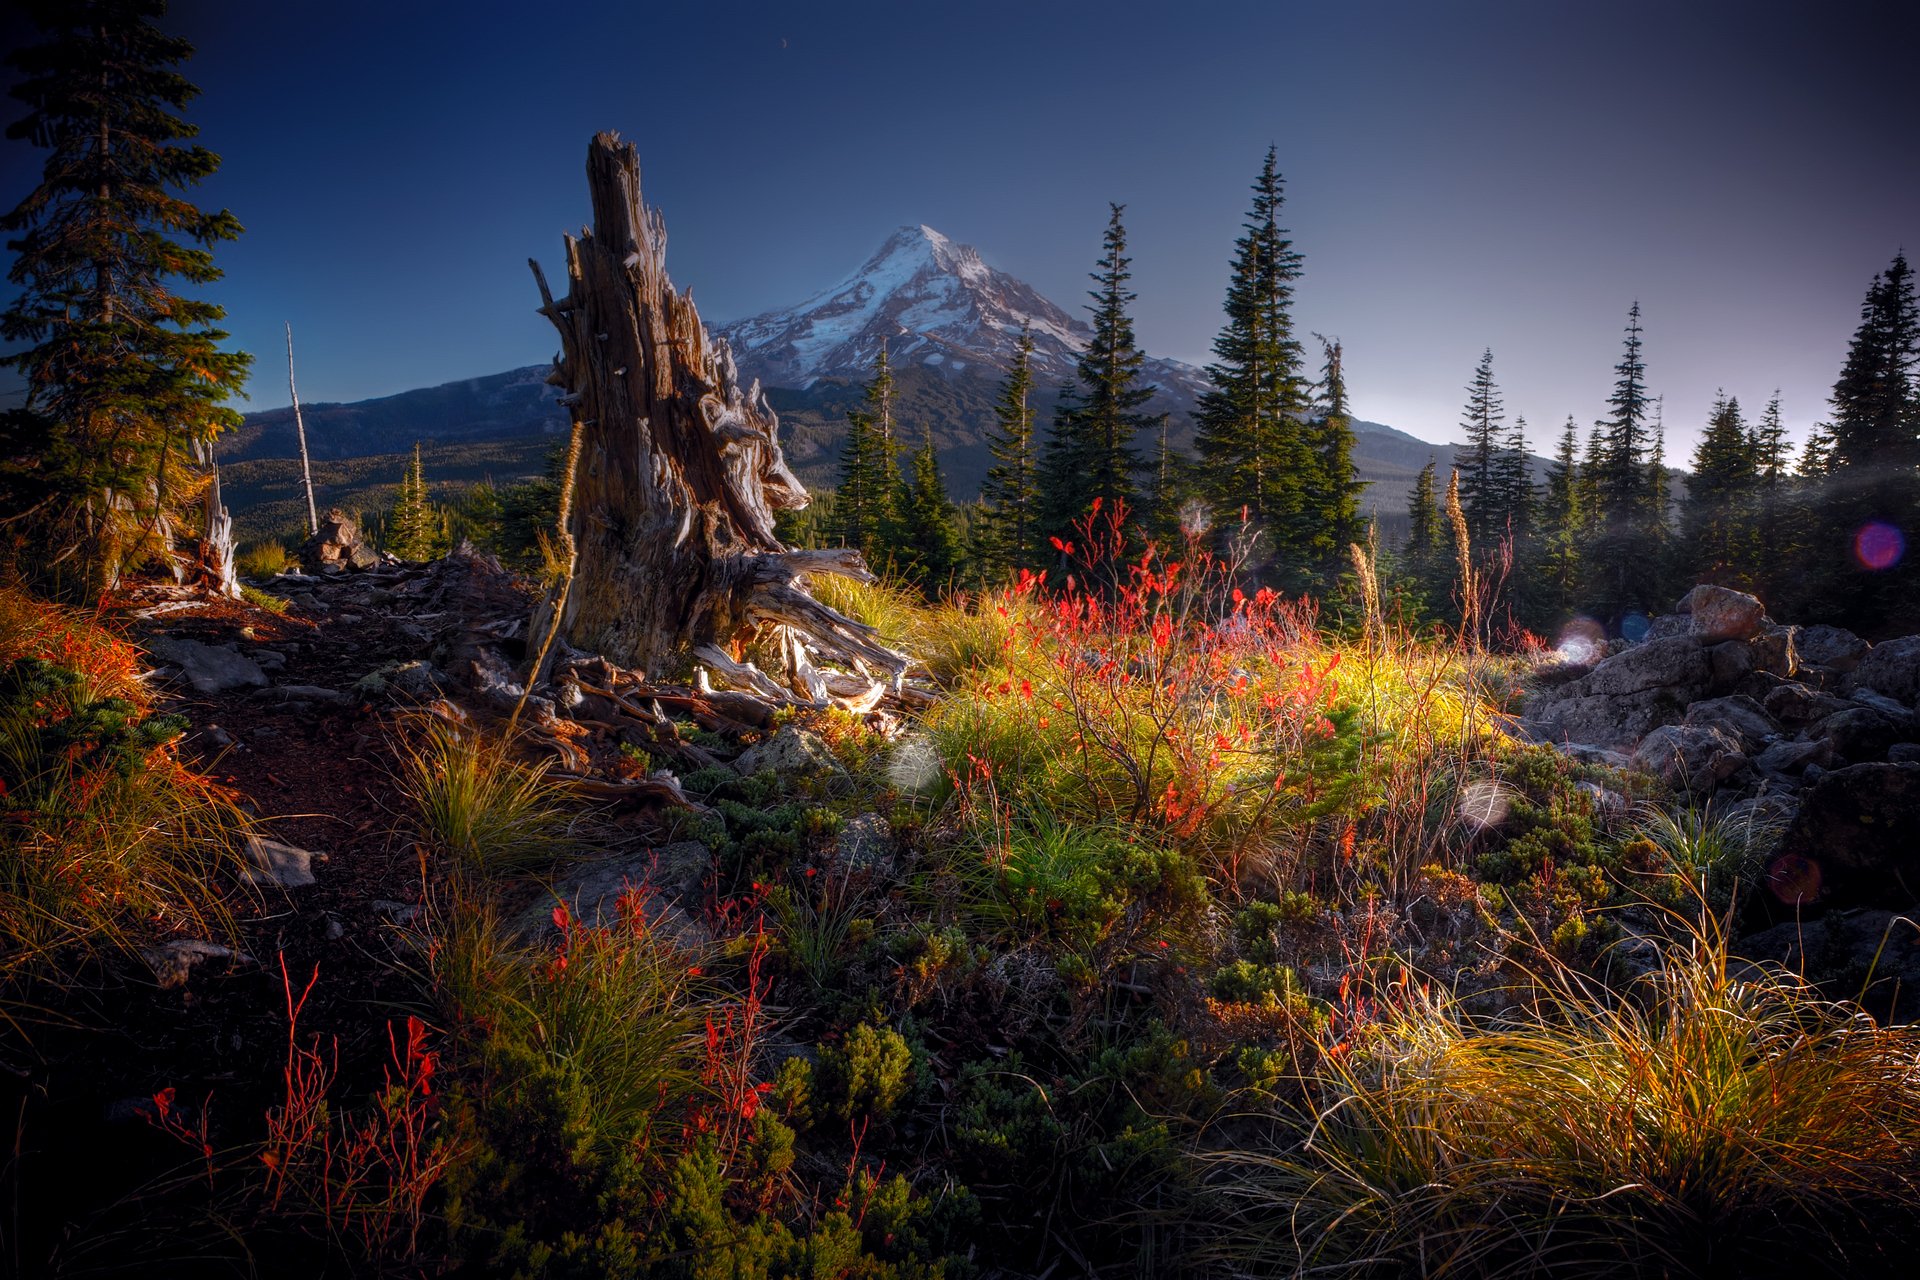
[714,225,1210,403]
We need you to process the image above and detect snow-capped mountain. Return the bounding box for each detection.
[714,224,1211,403]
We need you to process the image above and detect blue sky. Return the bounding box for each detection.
[2,0,1915,458]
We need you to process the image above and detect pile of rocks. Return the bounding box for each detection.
[1525,585,1919,793]
[1522,584,1920,914]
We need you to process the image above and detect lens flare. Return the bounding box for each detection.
[1555,616,1606,664]
[1854,522,1904,571]
[1457,780,1512,833]
[1620,611,1651,643]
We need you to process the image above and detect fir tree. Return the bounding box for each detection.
[387,442,438,561]
[1643,396,1674,598]
[1403,456,1445,611]
[1586,302,1656,621]
[0,0,252,597]
[1303,335,1364,584]
[1454,349,1507,547]
[1041,204,1153,539]
[981,327,1040,573]
[1194,149,1311,573]
[1748,392,1792,596]
[1682,392,1756,585]
[836,344,900,559]
[1537,417,1584,616]
[1496,416,1534,545]
[1799,253,1920,630]
[894,424,963,596]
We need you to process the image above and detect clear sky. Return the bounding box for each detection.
[2,0,1915,460]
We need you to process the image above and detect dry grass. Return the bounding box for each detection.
[1200,910,1920,1277]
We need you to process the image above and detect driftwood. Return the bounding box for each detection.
[532,133,909,709]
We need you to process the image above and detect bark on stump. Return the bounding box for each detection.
[532,133,905,704]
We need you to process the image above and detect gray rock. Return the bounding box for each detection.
[1749,624,1799,678]
[353,659,444,701]
[1891,743,1920,765]
[1581,635,1709,698]
[1779,762,1920,906]
[835,812,895,869]
[517,842,714,951]
[1849,687,1918,721]
[249,648,289,672]
[141,939,251,990]
[1681,584,1768,642]
[1528,689,1687,749]
[1574,780,1631,821]
[1645,614,1690,641]
[147,637,268,695]
[1552,742,1635,769]
[734,726,846,781]
[199,724,234,750]
[371,899,423,925]
[1680,695,1780,752]
[1796,624,1871,673]
[1705,640,1758,692]
[1736,909,1920,1020]
[1763,682,1854,729]
[1846,635,1920,707]
[1815,707,1912,764]
[245,835,321,887]
[1630,724,1746,793]
[1754,737,1831,777]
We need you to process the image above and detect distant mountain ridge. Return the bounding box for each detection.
[225,224,1534,533]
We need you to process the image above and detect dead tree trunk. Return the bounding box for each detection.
[532,133,907,702]
[194,439,240,599]
[286,322,319,536]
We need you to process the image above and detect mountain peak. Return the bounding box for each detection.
[717,224,1218,399]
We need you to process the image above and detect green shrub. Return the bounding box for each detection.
[817,1021,915,1124]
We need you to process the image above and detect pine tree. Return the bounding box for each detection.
[1586,302,1656,621]
[981,327,1040,573]
[1682,392,1756,585]
[893,424,963,596]
[1800,253,1920,630]
[1496,416,1533,545]
[1748,392,1792,597]
[1403,456,1445,612]
[1194,149,1311,574]
[1537,416,1584,616]
[0,0,252,597]
[1303,335,1364,585]
[387,442,437,561]
[1454,349,1507,547]
[1041,204,1153,540]
[836,344,900,560]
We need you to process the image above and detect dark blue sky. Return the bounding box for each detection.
[3,0,1915,458]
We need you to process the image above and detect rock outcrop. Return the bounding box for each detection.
[1522,584,1920,914]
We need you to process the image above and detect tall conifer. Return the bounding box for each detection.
[1041,204,1153,539]
[981,327,1040,572]
[1194,149,1310,570]
[0,0,252,596]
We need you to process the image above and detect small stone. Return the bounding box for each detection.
[733,725,847,782]
[146,636,268,695]
[245,834,321,887]
[141,939,251,990]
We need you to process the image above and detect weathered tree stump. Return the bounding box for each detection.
[532,133,906,704]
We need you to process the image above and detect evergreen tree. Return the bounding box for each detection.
[1586,302,1657,621]
[1537,416,1584,616]
[893,425,963,596]
[1748,392,1792,597]
[1041,204,1153,539]
[1303,335,1364,584]
[981,327,1041,573]
[836,344,900,560]
[387,442,437,561]
[1643,397,1674,598]
[1403,456,1446,611]
[1682,392,1756,585]
[1194,148,1310,569]
[1496,416,1534,545]
[1799,253,1920,631]
[0,0,252,597]
[1453,349,1507,547]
